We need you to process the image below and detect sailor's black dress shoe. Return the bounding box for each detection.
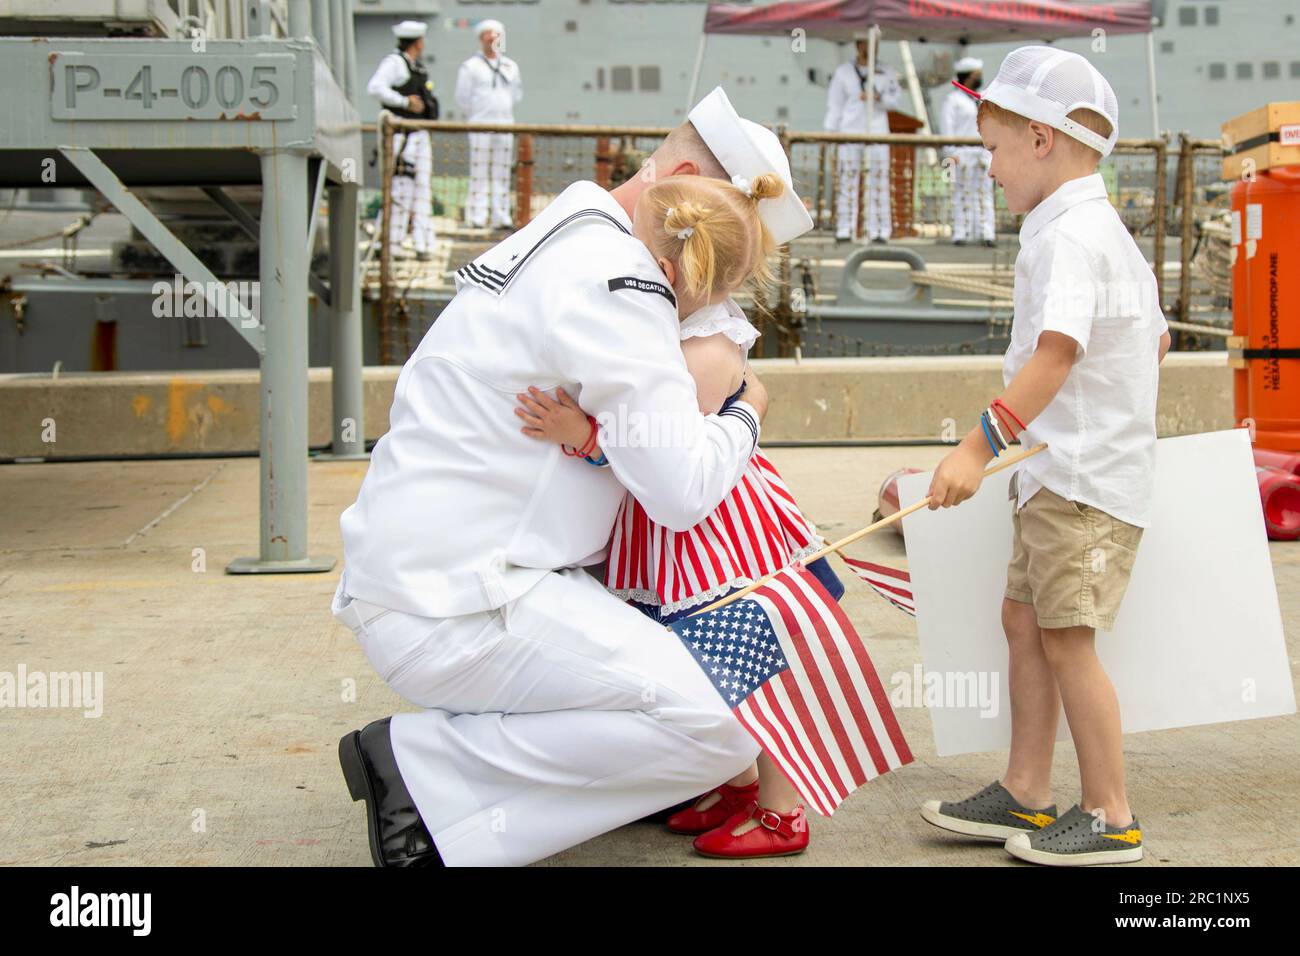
[636,797,696,825]
[339,717,443,868]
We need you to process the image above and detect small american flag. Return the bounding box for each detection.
[839,555,916,617]
[670,566,913,815]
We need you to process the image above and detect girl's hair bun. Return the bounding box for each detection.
[664,200,709,242]
[748,172,785,202]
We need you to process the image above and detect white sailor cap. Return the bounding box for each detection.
[392,20,427,40]
[687,87,813,246]
[477,18,504,37]
[852,30,874,41]
[955,56,983,74]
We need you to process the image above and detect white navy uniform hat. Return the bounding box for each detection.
[687,86,814,246]
[477,18,504,37]
[959,45,1119,157]
[954,56,983,74]
[392,20,427,40]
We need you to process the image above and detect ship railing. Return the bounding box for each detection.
[1172,135,1233,341]
[374,115,1223,361]
[372,115,675,363]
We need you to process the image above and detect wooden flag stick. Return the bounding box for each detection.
[690,442,1049,616]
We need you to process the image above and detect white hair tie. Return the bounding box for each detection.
[731,174,753,197]
[666,207,694,240]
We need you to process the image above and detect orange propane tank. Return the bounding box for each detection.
[1230,179,1251,426]
[1240,167,1300,449]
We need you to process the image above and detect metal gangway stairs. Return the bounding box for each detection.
[0,0,368,575]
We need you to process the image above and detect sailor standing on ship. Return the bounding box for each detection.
[940,56,995,247]
[456,19,522,231]
[367,20,440,260]
[823,30,901,243]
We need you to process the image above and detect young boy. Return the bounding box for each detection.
[918,47,1171,866]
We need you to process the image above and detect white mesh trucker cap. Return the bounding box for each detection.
[978,46,1120,157]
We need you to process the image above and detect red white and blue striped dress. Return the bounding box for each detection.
[603,304,824,616]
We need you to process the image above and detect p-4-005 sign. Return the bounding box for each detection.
[51,52,296,121]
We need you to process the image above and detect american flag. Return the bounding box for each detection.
[838,555,916,617]
[669,566,913,815]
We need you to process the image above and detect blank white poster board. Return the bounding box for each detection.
[897,429,1296,757]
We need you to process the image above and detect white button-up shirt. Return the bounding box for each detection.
[455,52,521,122]
[823,62,900,135]
[1005,173,1168,528]
[339,181,760,619]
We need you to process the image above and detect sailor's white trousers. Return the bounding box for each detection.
[332,568,760,866]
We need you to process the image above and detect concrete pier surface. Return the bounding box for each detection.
[1,445,1296,867]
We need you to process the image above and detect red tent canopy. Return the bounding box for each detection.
[703,0,1154,44]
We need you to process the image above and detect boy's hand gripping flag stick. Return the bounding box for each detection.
[692,442,1049,616]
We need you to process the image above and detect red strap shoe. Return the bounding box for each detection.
[665,780,760,835]
[691,801,810,859]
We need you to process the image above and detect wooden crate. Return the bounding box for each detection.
[1222,102,1300,180]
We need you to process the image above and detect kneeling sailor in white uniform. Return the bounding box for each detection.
[332,87,813,868]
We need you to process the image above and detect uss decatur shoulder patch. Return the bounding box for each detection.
[607,275,676,307]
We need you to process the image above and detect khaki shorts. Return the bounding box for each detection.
[1005,484,1144,631]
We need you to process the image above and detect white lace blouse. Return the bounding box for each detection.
[678,299,760,352]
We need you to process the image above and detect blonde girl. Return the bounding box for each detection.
[515,171,843,859]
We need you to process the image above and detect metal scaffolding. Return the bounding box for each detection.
[0,0,366,574]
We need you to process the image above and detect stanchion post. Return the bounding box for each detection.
[1177,131,1195,327]
[594,136,612,189]
[1152,136,1168,312]
[378,111,395,365]
[516,133,534,227]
